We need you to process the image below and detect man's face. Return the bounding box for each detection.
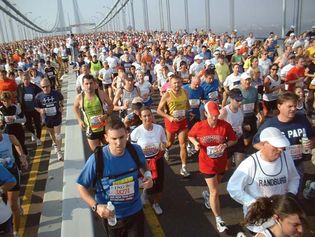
[83,79,95,92]
[170,78,182,91]
[278,100,297,120]
[263,142,284,161]
[40,81,51,94]
[105,128,127,156]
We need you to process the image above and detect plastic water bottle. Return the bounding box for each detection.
[301,128,311,154]
[107,201,117,226]
[303,180,315,199]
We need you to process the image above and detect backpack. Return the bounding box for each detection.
[93,142,143,187]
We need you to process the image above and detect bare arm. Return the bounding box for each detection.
[9,134,28,170]
[73,94,85,130]
[157,92,173,121]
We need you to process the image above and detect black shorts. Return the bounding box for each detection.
[0,215,13,235]
[227,136,245,157]
[62,58,69,63]
[103,210,144,237]
[103,83,112,90]
[202,172,224,179]
[8,165,20,191]
[46,114,62,128]
[146,158,164,195]
[87,130,105,140]
[66,48,71,56]
[243,115,257,139]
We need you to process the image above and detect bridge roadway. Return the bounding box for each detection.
[17,71,315,237]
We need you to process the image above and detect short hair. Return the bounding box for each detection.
[83,74,95,82]
[105,119,126,134]
[277,91,299,105]
[0,91,13,101]
[140,106,152,116]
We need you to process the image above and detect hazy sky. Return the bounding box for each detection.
[2,0,315,40]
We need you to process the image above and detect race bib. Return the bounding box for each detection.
[206,145,223,159]
[286,144,303,160]
[172,110,186,119]
[208,91,218,100]
[45,106,57,116]
[242,103,255,114]
[109,177,135,202]
[24,94,33,101]
[90,115,105,129]
[189,99,200,108]
[142,143,160,157]
[103,75,112,84]
[4,115,16,123]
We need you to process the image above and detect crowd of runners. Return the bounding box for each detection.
[1,25,315,237]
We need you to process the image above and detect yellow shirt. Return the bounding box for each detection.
[167,89,188,119]
[215,63,230,83]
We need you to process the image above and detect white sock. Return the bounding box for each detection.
[182,164,186,169]
[215,216,222,222]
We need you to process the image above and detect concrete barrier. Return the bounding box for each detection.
[61,74,94,237]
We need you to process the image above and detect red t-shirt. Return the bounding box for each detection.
[0,79,17,92]
[285,66,305,92]
[188,119,237,174]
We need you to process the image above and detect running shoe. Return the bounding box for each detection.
[53,143,58,153]
[13,232,19,237]
[164,148,169,161]
[57,151,63,161]
[180,166,191,177]
[152,203,163,215]
[216,219,228,233]
[202,190,211,209]
[31,134,36,142]
[36,139,42,146]
[236,232,247,237]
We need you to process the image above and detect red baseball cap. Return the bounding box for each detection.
[205,101,220,116]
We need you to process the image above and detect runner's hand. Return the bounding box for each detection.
[20,154,28,170]
[142,177,153,189]
[193,142,200,151]
[96,204,115,219]
[79,120,85,130]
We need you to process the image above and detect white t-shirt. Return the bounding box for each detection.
[223,73,241,90]
[280,64,294,78]
[99,68,113,85]
[227,151,300,233]
[0,198,11,224]
[135,81,152,102]
[130,124,166,157]
[258,58,272,77]
[106,56,119,72]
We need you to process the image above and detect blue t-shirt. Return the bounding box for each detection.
[253,114,313,160]
[200,79,219,101]
[34,90,64,121]
[0,133,15,169]
[0,163,16,185]
[183,84,205,119]
[77,144,146,219]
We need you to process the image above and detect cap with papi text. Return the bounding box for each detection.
[260,127,290,148]
[205,101,220,116]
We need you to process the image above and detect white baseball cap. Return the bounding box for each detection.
[260,127,290,148]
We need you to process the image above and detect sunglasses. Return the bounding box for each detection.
[271,68,278,71]
[41,85,50,88]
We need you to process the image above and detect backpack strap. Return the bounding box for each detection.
[248,154,257,186]
[93,146,104,187]
[126,141,144,169]
[92,142,144,187]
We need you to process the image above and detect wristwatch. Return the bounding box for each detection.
[92,203,98,212]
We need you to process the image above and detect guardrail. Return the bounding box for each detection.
[61,74,94,237]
